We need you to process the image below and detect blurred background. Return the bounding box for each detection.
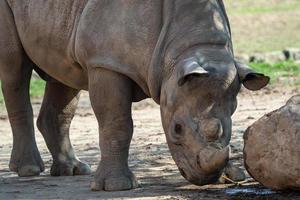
[225,0,300,54]
[226,0,300,86]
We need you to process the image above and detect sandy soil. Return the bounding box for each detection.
[0,86,299,200]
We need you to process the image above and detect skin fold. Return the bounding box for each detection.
[0,0,269,191]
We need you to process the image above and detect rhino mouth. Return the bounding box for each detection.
[178,164,222,186]
[175,149,227,186]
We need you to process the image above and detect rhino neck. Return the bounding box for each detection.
[147,0,174,104]
[165,0,233,60]
[148,0,232,104]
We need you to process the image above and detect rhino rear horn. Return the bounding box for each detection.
[178,59,209,86]
[235,61,270,91]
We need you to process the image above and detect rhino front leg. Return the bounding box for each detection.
[0,0,44,176]
[37,81,91,176]
[88,68,137,191]
[1,59,44,177]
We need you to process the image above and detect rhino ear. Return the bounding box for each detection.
[235,61,270,91]
[178,59,209,86]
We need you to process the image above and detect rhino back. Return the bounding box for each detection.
[6,0,163,95]
[6,0,89,89]
[75,0,163,96]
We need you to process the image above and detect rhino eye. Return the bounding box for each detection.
[175,123,183,135]
[170,121,185,144]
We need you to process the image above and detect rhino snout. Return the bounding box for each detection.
[183,145,230,186]
[175,146,230,186]
[166,116,230,185]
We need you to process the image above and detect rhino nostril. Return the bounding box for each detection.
[196,154,201,168]
[174,123,182,135]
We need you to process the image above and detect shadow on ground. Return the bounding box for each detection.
[0,87,299,199]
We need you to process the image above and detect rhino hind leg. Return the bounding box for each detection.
[0,0,44,177]
[88,68,138,191]
[37,82,91,176]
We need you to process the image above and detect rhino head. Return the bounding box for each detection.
[147,0,270,185]
[160,48,269,185]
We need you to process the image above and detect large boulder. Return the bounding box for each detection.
[243,95,300,190]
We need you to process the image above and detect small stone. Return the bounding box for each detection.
[244,95,300,190]
[283,48,300,61]
[224,163,246,182]
[263,51,286,63]
[249,51,287,63]
[249,54,266,63]
[0,115,7,120]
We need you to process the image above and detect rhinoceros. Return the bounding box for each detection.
[0,0,269,191]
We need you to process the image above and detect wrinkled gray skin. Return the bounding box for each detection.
[0,0,269,191]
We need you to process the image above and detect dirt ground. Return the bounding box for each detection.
[0,86,299,200]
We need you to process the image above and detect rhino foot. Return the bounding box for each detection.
[9,145,44,177]
[91,163,138,191]
[50,159,91,176]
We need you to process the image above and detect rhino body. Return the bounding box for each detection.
[0,0,269,191]
[2,0,161,99]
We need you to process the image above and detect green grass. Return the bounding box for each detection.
[0,79,46,106]
[29,79,46,99]
[249,60,300,84]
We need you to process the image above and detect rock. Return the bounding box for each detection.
[243,95,300,190]
[284,48,300,61]
[250,51,286,63]
[264,51,286,63]
[224,162,246,182]
[249,54,266,63]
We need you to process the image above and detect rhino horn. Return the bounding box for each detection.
[197,146,229,174]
